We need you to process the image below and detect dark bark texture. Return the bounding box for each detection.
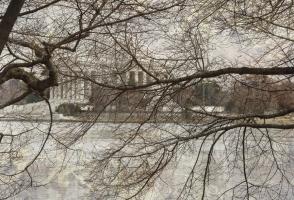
[0,0,25,55]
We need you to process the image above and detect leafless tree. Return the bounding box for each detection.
[1,0,294,199]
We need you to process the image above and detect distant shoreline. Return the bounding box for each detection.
[1,113,293,124]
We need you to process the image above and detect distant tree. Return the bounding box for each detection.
[173,81,223,108]
[56,103,81,116]
[226,76,278,114]
[194,81,223,106]
[90,85,146,113]
[276,81,294,110]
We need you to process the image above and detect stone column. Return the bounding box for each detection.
[83,77,88,101]
[80,78,84,102]
[50,87,54,100]
[60,76,64,99]
[64,76,68,99]
[138,71,143,85]
[77,78,82,101]
[57,79,61,100]
[68,73,73,101]
[74,78,78,100]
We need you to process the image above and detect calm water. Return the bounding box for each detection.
[0,121,292,200]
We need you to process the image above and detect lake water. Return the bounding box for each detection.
[0,121,293,200]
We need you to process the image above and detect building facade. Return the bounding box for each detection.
[49,68,153,104]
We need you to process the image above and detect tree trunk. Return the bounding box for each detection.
[0,0,25,55]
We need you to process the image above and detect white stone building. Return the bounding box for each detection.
[49,66,158,105]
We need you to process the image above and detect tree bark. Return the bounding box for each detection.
[0,0,25,55]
